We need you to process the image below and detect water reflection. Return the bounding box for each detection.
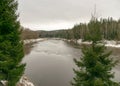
[24,43,35,55]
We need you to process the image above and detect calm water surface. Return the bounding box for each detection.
[23,39,120,86]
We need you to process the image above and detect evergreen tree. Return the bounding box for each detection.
[72,25,81,44]
[0,0,25,86]
[71,19,119,86]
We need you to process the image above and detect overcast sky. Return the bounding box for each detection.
[18,0,120,31]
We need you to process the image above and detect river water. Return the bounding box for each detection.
[23,39,120,86]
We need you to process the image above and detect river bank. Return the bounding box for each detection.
[23,38,47,55]
[64,39,120,48]
[17,76,34,86]
[16,38,47,86]
[24,38,46,45]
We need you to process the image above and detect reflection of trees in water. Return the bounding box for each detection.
[23,43,33,55]
[107,47,120,56]
[113,48,120,56]
[107,47,120,62]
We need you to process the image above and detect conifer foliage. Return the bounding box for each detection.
[0,0,25,86]
[71,19,119,86]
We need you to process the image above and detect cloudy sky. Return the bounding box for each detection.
[18,0,120,31]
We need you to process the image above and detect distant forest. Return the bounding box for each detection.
[20,27,39,40]
[38,17,120,41]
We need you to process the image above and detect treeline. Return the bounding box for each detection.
[38,30,67,38]
[71,17,120,41]
[39,17,120,41]
[20,27,39,40]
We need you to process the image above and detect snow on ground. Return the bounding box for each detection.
[77,39,120,48]
[24,38,46,44]
[104,40,120,48]
[0,76,34,86]
[23,38,120,48]
[17,76,34,86]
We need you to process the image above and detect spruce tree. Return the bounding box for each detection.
[72,25,81,44]
[0,0,25,86]
[71,19,120,86]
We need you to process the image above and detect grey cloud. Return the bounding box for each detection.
[18,0,120,30]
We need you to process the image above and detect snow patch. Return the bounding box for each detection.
[77,39,120,48]
[17,76,34,86]
[103,40,120,48]
[24,38,46,44]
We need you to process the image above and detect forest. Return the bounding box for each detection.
[39,17,120,42]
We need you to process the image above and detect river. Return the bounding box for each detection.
[22,39,120,86]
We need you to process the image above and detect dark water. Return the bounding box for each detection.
[22,39,120,86]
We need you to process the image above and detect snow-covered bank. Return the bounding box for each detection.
[104,40,120,48]
[79,39,120,48]
[24,38,46,45]
[66,39,120,48]
[0,76,34,86]
[17,76,34,86]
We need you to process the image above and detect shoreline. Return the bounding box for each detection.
[23,38,46,45]
[64,39,120,48]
